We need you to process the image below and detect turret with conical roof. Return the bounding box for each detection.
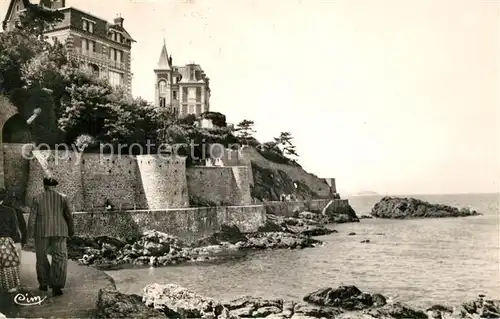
[156,38,171,71]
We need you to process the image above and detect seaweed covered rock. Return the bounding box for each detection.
[371,197,481,219]
[303,286,386,310]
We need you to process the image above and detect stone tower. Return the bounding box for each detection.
[154,39,174,111]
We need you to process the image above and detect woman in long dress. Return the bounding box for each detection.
[6,189,27,264]
[0,190,22,293]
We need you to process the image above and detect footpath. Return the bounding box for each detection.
[6,251,115,318]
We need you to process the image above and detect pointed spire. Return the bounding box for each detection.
[157,39,171,70]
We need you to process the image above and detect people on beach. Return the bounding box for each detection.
[27,177,74,297]
[0,189,22,293]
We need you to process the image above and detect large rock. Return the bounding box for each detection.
[303,286,386,311]
[371,197,481,219]
[243,232,321,250]
[265,213,337,236]
[96,289,165,318]
[142,283,224,318]
[321,200,360,223]
[334,302,428,319]
[452,296,500,318]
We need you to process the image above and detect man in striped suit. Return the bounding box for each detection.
[27,177,74,296]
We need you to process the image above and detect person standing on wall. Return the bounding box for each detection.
[27,177,74,296]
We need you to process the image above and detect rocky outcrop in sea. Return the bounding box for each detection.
[321,200,360,223]
[370,197,481,219]
[65,212,339,269]
[95,283,500,318]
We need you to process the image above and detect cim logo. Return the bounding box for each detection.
[13,293,47,306]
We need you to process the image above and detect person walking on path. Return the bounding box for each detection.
[0,189,22,315]
[27,177,74,296]
[3,189,27,263]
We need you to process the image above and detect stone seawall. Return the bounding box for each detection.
[69,205,266,243]
[263,199,350,217]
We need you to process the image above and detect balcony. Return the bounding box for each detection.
[72,47,127,70]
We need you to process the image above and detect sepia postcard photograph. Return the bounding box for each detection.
[0,0,498,318]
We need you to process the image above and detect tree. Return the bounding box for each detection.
[235,119,256,145]
[201,111,226,127]
[274,132,299,161]
[17,0,64,40]
[0,28,46,94]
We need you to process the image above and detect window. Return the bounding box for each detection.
[173,76,177,84]
[81,38,87,51]
[159,81,166,93]
[16,5,19,11]
[195,87,201,102]
[88,22,94,33]
[159,97,166,107]
[190,69,195,80]
[188,87,195,99]
[189,105,195,114]
[182,87,188,102]
[116,50,122,62]
[83,20,87,31]
[88,40,94,53]
[109,47,114,59]
[172,91,177,100]
[108,70,123,87]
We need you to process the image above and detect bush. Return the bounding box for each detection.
[201,111,226,127]
[74,134,97,151]
[9,87,61,146]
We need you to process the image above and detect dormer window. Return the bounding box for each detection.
[82,19,95,33]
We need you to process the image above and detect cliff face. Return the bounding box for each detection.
[250,162,320,201]
[242,147,332,202]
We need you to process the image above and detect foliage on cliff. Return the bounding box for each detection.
[250,161,319,201]
[234,119,300,167]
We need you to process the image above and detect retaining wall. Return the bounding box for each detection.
[71,205,266,243]
[263,199,349,217]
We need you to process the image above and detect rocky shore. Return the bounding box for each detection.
[64,211,339,269]
[370,197,481,219]
[96,283,500,318]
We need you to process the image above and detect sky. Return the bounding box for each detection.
[1,0,498,195]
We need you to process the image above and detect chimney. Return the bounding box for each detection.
[51,0,65,9]
[114,16,124,27]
